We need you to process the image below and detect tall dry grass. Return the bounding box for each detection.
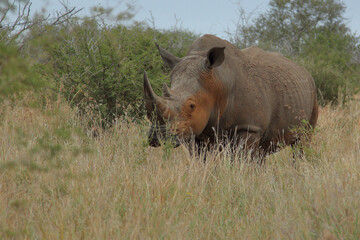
[1,93,360,239]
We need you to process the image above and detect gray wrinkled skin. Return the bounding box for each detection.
[144,34,318,159]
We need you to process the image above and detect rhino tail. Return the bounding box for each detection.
[309,95,319,129]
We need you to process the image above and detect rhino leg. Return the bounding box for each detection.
[185,138,211,162]
[232,130,266,163]
[290,98,319,166]
[290,138,305,168]
[187,130,266,164]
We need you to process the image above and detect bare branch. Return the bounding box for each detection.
[1,0,83,46]
[0,0,16,25]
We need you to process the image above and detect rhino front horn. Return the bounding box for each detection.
[143,71,161,116]
[143,71,158,101]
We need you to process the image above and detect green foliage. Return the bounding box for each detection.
[233,0,348,53]
[27,18,196,127]
[0,42,44,101]
[231,0,360,104]
[298,30,360,103]
[303,30,356,68]
[0,1,195,126]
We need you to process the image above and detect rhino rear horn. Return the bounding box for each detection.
[162,83,171,98]
[205,47,225,69]
[155,43,181,70]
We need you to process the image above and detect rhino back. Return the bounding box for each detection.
[187,34,240,58]
[231,46,316,144]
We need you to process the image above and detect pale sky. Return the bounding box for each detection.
[30,0,360,39]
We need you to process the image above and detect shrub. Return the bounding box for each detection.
[28,19,196,127]
[297,30,360,104]
[229,0,360,104]
[0,42,44,101]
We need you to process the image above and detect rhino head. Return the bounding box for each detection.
[144,44,226,147]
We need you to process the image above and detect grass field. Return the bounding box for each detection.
[1,93,360,239]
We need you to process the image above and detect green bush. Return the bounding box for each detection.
[230,0,360,104]
[297,30,360,104]
[28,19,196,127]
[0,42,44,101]
[298,58,349,104]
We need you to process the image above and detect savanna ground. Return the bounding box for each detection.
[0,0,359,238]
[0,93,359,240]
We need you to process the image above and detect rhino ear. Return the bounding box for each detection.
[205,47,225,69]
[155,43,181,70]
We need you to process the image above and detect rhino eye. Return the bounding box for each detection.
[189,103,196,110]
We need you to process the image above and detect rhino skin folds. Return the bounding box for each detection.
[144,34,318,161]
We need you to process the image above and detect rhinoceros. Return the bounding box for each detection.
[143,34,318,160]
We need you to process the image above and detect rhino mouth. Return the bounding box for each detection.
[148,124,181,148]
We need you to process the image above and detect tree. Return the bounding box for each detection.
[230,0,360,103]
[0,0,81,46]
[232,0,349,54]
